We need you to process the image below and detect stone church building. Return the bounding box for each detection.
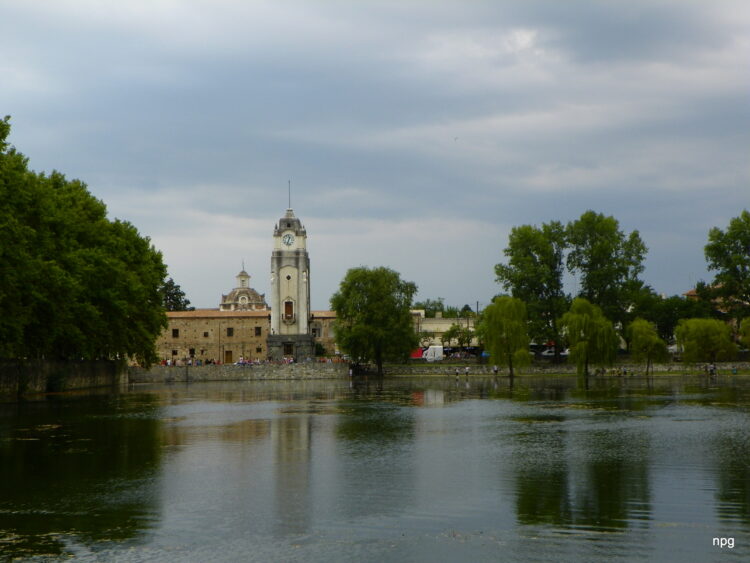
[153,206,476,365]
[154,208,337,364]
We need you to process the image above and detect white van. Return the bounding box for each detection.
[422,345,444,362]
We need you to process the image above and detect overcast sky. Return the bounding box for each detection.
[2,0,748,310]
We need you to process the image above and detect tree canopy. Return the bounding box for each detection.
[560,298,618,377]
[478,296,530,377]
[160,277,194,311]
[566,210,647,331]
[441,323,474,352]
[495,221,568,355]
[0,117,167,366]
[440,324,458,347]
[739,318,750,350]
[413,297,445,318]
[637,293,712,343]
[330,266,418,376]
[675,318,737,363]
[495,212,647,346]
[703,210,750,322]
[626,318,667,375]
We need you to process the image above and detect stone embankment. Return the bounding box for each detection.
[0,360,125,399]
[128,362,349,383]
[129,361,750,384]
[378,361,750,376]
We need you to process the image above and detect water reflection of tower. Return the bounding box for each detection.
[271,415,312,536]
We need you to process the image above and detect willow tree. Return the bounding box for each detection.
[478,296,530,378]
[675,318,736,363]
[560,298,617,377]
[627,318,667,375]
[330,266,418,376]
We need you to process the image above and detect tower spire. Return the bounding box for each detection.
[288,179,291,209]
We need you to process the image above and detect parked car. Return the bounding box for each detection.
[541,348,569,357]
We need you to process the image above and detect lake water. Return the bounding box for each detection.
[1,375,749,562]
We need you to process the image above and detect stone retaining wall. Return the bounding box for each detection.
[379,361,750,376]
[128,362,349,383]
[129,360,750,383]
[0,360,125,400]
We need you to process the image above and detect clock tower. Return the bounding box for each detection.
[267,208,315,360]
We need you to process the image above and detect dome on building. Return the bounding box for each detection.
[219,270,269,311]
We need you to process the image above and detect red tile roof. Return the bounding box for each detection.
[167,309,270,319]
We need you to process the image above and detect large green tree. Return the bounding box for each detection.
[675,318,737,363]
[560,298,618,377]
[330,266,418,376]
[495,221,569,357]
[566,211,647,332]
[478,296,530,378]
[703,210,750,323]
[0,116,167,365]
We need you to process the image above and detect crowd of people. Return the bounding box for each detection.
[159,355,351,367]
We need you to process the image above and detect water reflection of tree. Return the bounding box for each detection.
[512,419,652,532]
[714,430,750,525]
[513,423,573,526]
[0,393,163,558]
[334,396,416,520]
[488,377,575,403]
[571,429,651,530]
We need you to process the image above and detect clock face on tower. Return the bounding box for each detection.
[282,233,295,247]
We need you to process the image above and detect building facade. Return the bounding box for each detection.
[152,207,479,364]
[412,311,479,347]
[155,309,270,364]
[155,207,321,364]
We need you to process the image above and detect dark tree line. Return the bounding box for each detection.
[0,117,169,366]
